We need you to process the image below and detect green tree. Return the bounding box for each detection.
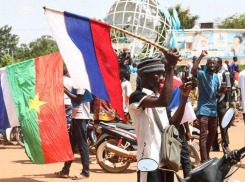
[15,35,59,61]
[14,43,31,61]
[167,4,199,29]
[0,25,19,61]
[29,35,59,59]
[216,13,245,29]
[239,65,245,72]
[0,55,12,67]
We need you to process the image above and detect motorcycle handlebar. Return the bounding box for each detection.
[237,147,245,157]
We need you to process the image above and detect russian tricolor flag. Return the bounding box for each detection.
[169,78,196,124]
[45,8,124,120]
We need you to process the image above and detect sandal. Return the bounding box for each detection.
[54,171,69,178]
[72,173,89,180]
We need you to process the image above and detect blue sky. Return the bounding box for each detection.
[1,0,245,45]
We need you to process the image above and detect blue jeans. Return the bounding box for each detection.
[62,119,90,176]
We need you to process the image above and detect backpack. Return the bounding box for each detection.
[152,108,182,172]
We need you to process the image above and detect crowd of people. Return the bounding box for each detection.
[51,47,245,182]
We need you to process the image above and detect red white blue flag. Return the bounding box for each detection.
[45,8,124,120]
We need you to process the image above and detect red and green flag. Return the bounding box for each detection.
[2,53,74,164]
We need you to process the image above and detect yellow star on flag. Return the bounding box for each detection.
[28,93,46,114]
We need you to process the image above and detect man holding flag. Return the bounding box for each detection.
[129,48,192,182]
[55,87,91,180]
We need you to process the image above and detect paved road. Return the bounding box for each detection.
[1,122,245,182]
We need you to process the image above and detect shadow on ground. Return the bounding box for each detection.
[90,168,136,174]
[0,177,44,182]
[24,173,61,179]
[12,160,34,164]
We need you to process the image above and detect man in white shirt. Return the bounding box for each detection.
[129,49,192,182]
[63,67,73,123]
[222,60,229,72]
[120,67,132,112]
[238,70,245,146]
[55,87,90,180]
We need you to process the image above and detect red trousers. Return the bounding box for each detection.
[198,115,217,163]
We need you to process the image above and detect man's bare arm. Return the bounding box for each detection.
[191,50,208,76]
[64,87,83,104]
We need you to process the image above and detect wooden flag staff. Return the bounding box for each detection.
[42,6,181,61]
[110,25,182,61]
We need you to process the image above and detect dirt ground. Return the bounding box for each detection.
[1,122,244,182]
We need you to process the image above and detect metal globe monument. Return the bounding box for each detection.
[106,0,171,60]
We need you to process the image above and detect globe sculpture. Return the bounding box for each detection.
[106,0,171,60]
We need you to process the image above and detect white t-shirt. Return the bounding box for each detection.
[129,88,170,182]
[129,88,169,163]
[121,80,132,111]
[72,88,91,119]
[239,70,245,113]
[63,76,73,105]
[222,64,228,72]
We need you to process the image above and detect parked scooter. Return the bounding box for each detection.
[138,108,244,182]
[6,126,24,147]
[93,122,137,173]
[94,121,200,173]
[87,120,97,155]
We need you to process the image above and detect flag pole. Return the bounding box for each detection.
[42,6,181,61]
[110,25,182,61]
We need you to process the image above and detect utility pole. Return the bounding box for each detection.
[12,49,14,64]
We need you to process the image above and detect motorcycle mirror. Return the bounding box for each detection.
[221,108,235,128]
[137,158,158,172]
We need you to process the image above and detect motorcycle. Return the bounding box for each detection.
[93,122,137,173]
[138,108,245,182]
[6,126,24,147]
[87,120,97,155]
[94,121,200,173]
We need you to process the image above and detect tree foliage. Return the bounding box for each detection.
[15,35,59,61]
[239,65,245,72]
[0,25,19,60]
[167,4,199,29]
[0,55,12,67]
[217,13,245,29]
